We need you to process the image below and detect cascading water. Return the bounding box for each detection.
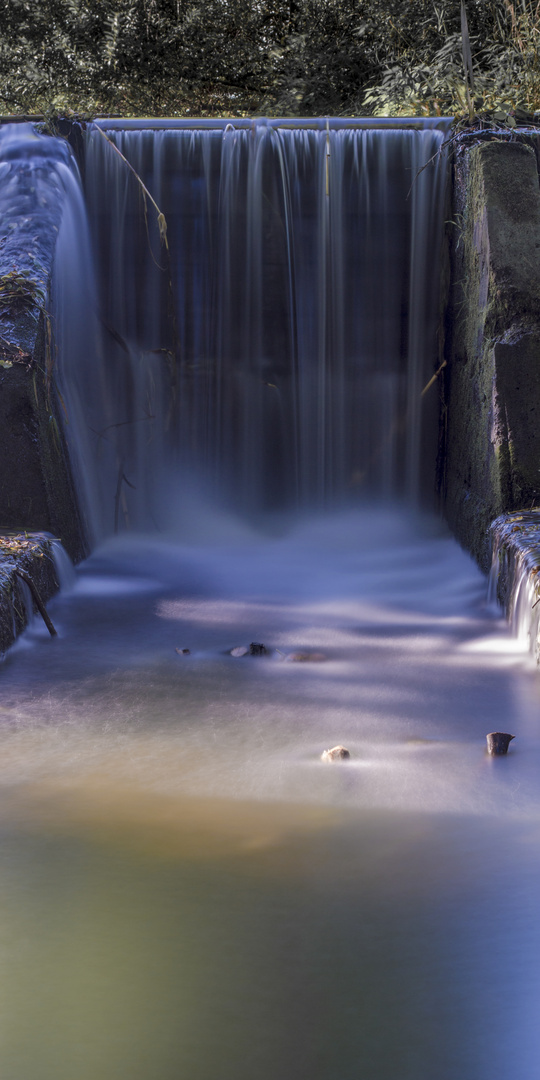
[489,510,540,657]
[53,119,449,539]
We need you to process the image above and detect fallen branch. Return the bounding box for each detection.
[421,359,447,397]
[92,123,182,399]
[14,569,57,637]
[92,123,168,251]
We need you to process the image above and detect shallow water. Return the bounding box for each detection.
[1,507,539,1079]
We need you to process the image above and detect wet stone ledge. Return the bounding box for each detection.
[0,532,59,656]
[490,510,540,661]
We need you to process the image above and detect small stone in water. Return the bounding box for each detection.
[321,745,350,762]
[175,647,190,655]
[249,642,267,655]
[230,646,249,657]
[486,732,515,755]
[287,651,326,662]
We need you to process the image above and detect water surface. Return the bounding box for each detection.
[0,507,539,1079]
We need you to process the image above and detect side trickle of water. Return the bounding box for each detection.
[489,510,540,656]
[49,159,105,545]
[60,122,449,537]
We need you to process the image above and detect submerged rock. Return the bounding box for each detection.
[249,642,267,655]
[486,732,515,755]
[286,651,326,662]
[230,642,267,657]
[321,745,350,762]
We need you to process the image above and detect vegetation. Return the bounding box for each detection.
[0,0,539,119]
[0,269,46,315]
[0,533,47,558]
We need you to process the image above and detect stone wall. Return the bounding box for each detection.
[0,124,86,563]
[442,137,540,571]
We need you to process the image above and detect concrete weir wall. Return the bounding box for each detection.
[3,122,540,652]
[443,137,540,572]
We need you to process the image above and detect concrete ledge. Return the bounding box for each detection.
[0,532,60,655]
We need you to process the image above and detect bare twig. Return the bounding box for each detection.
[14,569,57,636]
[421,359,447,396]
[92,123,168,250]
[92,124,182,402]
[90,411,155,452]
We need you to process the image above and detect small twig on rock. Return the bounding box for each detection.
[14,569,57,636]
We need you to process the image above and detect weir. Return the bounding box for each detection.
[52,119,450,540]
[1,120,540,1079]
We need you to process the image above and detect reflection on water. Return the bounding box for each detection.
[1,507,540,1078]
[0,813,538,1080]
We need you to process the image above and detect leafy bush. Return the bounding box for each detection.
[0,0,538,118]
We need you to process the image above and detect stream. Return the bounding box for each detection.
[0,505,539,1079]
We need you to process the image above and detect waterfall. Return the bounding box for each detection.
[53,119,450,539]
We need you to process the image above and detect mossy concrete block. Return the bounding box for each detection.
[477,142,540,322]
[0,533,59,656]
[443,140,540,569]
[0,360,50,526]
[0,124,86,562]
[493,333,540,506]
[0,319,86,563]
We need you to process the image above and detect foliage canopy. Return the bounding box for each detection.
[0,0,539,118]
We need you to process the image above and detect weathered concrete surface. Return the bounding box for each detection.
[0,533,60,656]
[443,139,540,570]
[0,124,86,564]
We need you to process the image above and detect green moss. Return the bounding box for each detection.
[0,269,46,316]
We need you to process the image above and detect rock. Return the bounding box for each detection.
[286,651,326,662]
[175,647,190,655]
[486,732,515,755]
[321,745,350,762]
[249,642,267,655]
[230,643,267,657]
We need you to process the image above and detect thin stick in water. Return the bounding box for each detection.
[14,569,57,637]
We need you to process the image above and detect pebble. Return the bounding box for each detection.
[486,731,515,755]
[321,745,350,762]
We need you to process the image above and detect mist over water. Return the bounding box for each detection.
[3,503,540,816]
[1,121,539,1078]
